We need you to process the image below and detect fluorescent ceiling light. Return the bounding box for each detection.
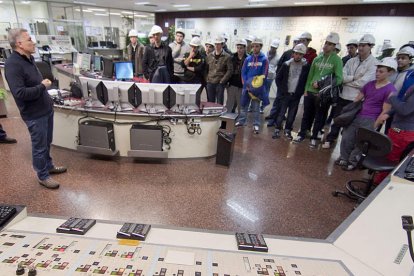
[134,14,148,17]
[135,1,150,4]
[94,13,108,16]
[177,7,192,10]
[250,0,277,2]
[294,1,325,4]
[173,4,190,7]
[82,10,93,13]
[110,12,121,15]
[73,1,96,5]
[207,6,225,9]
[155,9,167,11]
[21,1,31,4]
[245,3,267,6]
[121,11,134,14]
[0,1,4,3]
[362,0,398,2]
[88,8,106,11]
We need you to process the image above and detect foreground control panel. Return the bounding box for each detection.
[0,231,351,275]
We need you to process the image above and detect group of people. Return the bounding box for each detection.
[1,25,413,190]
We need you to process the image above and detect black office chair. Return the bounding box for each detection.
[333,127,397,202]
[35,61,59,89]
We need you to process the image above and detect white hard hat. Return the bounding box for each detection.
[326,32,340,44]
[270,39,280,48]
[377,57,397,71]
[175,28,185,36]
[189,37,201,47]
[128,29,138,37]
[299,32,312,40]
[192,29,201,37]
[293,36,301,42]
[204,39,214,46]
[251,37,263,45]
[381,42,395,51]
[149,25,163,36]
[346,39,359,46]
[221,33,229,40]
[396,46,414,57]
[293,43,307,54]
[359,34,375,45]
[214,35,225,44]
[235,38,247,47]
[245,35,257,42]
[335,42,342,51]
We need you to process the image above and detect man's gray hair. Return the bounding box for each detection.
[8,28,28,49]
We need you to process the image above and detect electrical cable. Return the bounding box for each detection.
[402,215,414,263]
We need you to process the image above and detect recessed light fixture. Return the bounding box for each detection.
[121,11,134,14]
[294,1,324,5]
[110,12,121,15]
[173,4,190,7]
[362,0,398,2]
[207,6,225,9]
[21,1,31,4]
[82,10,93,13]
[73,1,96,5]
[177,7,192,10]
[135,1,150,4]
[155,9,167,12]
[94,13,108,16]
[88,8,107,11]
[134,14,148,17]
[0,1,4,3]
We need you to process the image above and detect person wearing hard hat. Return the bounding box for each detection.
[204,40,214,55]
[169,28,190,83]
[221,33,232,55]
[335,43,341,55]
[205,35,233,104]
[271,44,310,140]
[191,29,202,38]
[181,37,206,84]
[342,39,358,65]
[294,32,343,148]
[377,42,396,61]
[323,34,378,149]
[142,25,173,83]
[374,47,414,184]
[298,31,317,64]
[148,33,155,45]
[261,39,280,114]
[379,46,414,134]
[337,57,397,171]
[245,35,257,55]
[225,38,248,115]
[126,29,145,77]
[236,37,269,134]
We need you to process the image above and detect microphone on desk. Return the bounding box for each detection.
[402,215,414,263]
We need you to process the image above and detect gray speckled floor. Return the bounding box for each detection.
[0,84,360,239]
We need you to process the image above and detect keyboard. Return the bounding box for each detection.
[0,206,17,227]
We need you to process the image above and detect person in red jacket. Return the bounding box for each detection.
[298,32,317,65]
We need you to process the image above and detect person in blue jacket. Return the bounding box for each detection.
[236,37,269,134]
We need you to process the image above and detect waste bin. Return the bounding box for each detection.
[216,130,236,166]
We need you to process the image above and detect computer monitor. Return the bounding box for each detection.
[93,55,102,71]
[78,76,89,99]
[91,42,98,47]
[107,41,114,48]
[102,57,114,78]
[99,41,107,48]
[76,52,83,67]
[114,62,133,80]
[169,84,202,113]
[81,53,91,71]
[118,82,141,111]
[136,83,170,113]
[80,77,106,107]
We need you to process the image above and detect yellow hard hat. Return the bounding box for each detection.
[251,75,265,88]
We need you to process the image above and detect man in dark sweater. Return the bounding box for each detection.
[5,28,66,189]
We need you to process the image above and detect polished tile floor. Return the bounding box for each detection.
[0,85,361,239]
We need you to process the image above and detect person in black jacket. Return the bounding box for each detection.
[142,25,173,83]
[272,44,310,139]
[181,37,206,84]
[5,28,66,189]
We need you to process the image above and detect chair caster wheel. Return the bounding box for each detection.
[332,191,339,197]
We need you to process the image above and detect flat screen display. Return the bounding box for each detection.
[94,56,102,71]
[115,62,133,80]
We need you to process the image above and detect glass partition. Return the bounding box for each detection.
[15,1,49,35]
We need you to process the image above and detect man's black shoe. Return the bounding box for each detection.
[0,137,17,144]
